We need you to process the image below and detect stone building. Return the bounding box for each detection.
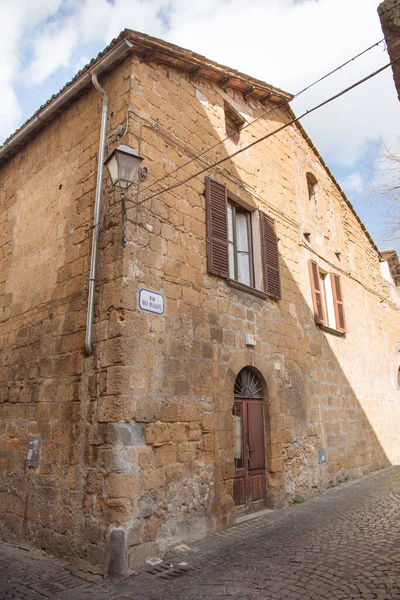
[0,30,400,575]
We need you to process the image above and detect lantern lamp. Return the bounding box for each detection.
[104,144,144,189]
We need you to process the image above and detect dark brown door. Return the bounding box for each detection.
[233,398,266,511]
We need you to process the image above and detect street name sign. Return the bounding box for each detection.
[139,289,165,315]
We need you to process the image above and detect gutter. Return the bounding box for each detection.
[0,37,133,355]
[85,74,108,356]
[83,41,133,355]
[0,38,133,163]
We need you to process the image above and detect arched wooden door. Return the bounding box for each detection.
[232,368,266,513]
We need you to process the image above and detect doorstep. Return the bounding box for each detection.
[235,507,274,525]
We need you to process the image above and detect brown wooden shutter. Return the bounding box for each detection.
[331,273,346,332]
[260,212,281,299]
[308,260,325,324]
[205,177,229,278]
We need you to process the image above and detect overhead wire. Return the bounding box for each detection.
[124,57,398,213]
[133,38,385,198]
[103,37,386,228]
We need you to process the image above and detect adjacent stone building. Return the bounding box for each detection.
[1,30,400,575]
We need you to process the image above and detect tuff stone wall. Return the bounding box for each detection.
[0,57,133,572]
[0,48,400,576]
[105,55,400,570]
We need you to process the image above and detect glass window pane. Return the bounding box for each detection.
[237,252,251,286]
[324,274,337,329]
[228,242,235,279]
[235,213,249,252]
[232,403,243,470]
[228,203,234,243]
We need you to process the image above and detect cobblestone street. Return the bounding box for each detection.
[1,467,400,600]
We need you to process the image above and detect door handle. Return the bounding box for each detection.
[247,445,253,460]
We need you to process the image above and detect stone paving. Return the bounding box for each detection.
[1,466,400,600]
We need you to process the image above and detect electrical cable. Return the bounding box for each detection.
[134,38,385,198]
[126,57,398,212]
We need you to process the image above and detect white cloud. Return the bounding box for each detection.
[0,2,22,137]
[74,0,113,41]
[74,55,91,73]
[12,0,169,95]
[0,0,397,178]
[0,0,63,140]
[26,18,78,85]
[342,172,364,194]
[162,0,394,167]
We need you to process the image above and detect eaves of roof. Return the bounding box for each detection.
[287,108,381,258]
[0,29,380,259]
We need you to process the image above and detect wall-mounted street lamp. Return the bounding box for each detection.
[104,144,144,246]
[104,144,144,188]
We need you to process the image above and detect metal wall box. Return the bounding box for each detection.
[26,436,41,468]
[245,334,257,346]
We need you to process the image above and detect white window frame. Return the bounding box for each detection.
[226,190,263,292]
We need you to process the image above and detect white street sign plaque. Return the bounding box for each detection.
[139,289,165,315]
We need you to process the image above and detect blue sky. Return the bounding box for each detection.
[1,0,399,249]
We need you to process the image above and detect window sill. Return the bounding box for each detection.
[317,323,346,337]
[228,279,269,300]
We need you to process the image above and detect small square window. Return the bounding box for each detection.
[224,101,245,139]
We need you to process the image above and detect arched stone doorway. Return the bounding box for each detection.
[232,367,266,514]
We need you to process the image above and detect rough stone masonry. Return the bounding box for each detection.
[379,0,400,100]
[0,30,399,575]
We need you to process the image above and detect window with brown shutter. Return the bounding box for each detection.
[205,176,281,300]
[309,260,325,324]
[308,259,346,333]
[205,177,229,278]
[260,212,281,299]
[331,273,346,332]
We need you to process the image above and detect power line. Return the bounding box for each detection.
[293,38,385,97]
[126,58,397,212]
[134,38,384,198]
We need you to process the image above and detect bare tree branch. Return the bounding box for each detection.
[371,137,400,250]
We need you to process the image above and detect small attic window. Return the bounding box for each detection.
[306,172,318,204]
[224,100,245,140]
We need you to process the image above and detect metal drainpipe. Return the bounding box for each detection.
[85,73,108,355]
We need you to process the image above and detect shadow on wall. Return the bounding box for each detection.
[213,263,391,517]
[119,75,394,529]
[0,56,397,572]
[0,101,100,564]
